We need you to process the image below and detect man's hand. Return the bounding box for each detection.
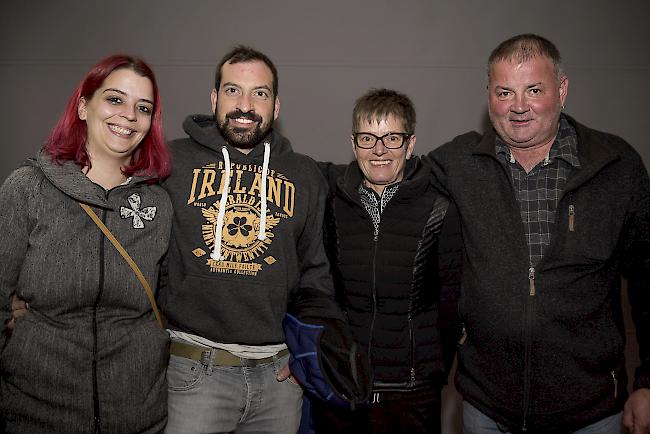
[276,363,301,386]
[3,294,28,335]
[624,388,650,434]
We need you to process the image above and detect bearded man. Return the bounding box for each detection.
[159,46,350,434]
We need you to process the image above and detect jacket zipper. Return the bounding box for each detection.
[407,230,416,387]
[496,155,535,431]
[522,265,535,431]
[568,204,576,232]
[528,267,536,297]
[408,312,415,386]
[521,297,533,432]
[367,225,379,365]
[91,208,106,433]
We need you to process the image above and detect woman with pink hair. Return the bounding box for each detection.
[0,54,172,433]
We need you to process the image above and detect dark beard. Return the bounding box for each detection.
[216,109,272,150]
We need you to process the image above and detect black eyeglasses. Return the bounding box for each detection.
[353,132,411,149]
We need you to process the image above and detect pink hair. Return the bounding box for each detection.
[44,54,171,179]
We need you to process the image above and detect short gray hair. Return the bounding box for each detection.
[487,34,564,79]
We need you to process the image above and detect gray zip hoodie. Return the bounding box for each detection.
[0,151,172,433]
[159,114,334,345]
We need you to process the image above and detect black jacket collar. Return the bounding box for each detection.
[337,157,432,204]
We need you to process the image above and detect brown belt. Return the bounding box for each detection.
[170,340,289,367]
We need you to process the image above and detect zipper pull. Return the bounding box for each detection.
[528,267,536,296]
[410,367,416,384]
[568,205,575,232]
[459,323,467,345]
[611,371,618,399]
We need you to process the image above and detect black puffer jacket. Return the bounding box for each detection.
[321,157,461,392]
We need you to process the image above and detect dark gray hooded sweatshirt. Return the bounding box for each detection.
[159,114,335,345]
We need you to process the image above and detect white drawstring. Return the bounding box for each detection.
[257,142,270,240]
[211,146,231,261]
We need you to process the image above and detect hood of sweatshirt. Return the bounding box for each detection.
[30,150,151,210]
[182,114,293,161]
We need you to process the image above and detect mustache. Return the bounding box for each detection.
[226,110,262,123]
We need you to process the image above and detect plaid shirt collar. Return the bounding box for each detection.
[495,115,581,169]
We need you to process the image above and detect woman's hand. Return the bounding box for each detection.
[3,294,28,336]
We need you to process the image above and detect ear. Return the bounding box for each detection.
[559,75,569,107]
[350,135,359,161]
[273,96,280,120]
[406,134,416,159]
[210,88,218,114]
[78,97,88,120]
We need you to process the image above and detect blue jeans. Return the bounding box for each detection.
[165,351,302,434]
[462,402,622,434]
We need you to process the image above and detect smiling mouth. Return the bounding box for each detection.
[108,124,134,136]
[370,160,392,166]
[232,117,257,125]
[226,110,261,127]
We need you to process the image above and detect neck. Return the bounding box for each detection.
[236,146,253,155]
[84,157,129,190]
[509,139,554,173]
[363,179,387,197]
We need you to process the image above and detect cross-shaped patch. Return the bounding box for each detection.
[120,193,156,229]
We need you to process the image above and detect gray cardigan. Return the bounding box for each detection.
[0,151,172,433]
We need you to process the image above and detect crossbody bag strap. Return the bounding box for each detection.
[79,202,164,328]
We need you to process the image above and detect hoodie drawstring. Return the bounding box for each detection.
[258,142,270,241]
[211,142,269,260]
[211,146,231,261]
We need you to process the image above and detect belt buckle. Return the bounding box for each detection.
[200,349,212,367]
[240,356,262,367]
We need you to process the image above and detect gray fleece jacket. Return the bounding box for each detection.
[428,115,650,432]
[0,151,172,433]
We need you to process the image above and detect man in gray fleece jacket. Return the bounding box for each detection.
[428,34,650,434]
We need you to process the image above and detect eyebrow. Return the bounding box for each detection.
[222,82,272,92]
[495,82,543,89]
[103,88,154,105]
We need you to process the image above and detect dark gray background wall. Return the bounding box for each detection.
[1,1,648,432]
[1,1,649,178]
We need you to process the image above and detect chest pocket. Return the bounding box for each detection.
[555,200,624,263]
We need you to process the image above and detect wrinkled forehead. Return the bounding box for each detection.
[489,55,557,77]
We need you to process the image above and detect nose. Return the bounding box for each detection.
[237,93,253,113]
[121,105,137,122]
[510,93,529,114]
[373,139,388,155]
